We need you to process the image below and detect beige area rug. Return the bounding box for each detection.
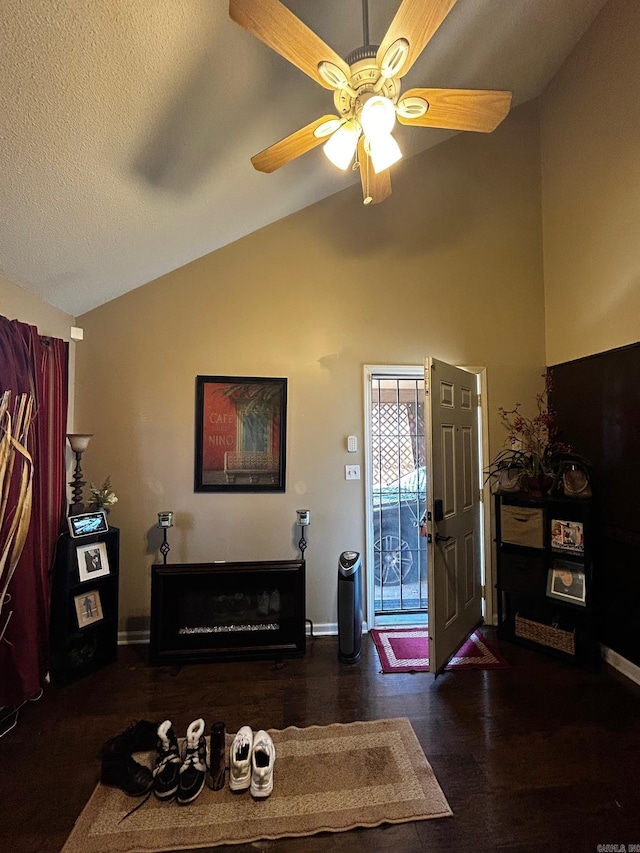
[62,717,452,852]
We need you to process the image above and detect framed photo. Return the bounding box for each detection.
[67,510,108,539]
[194,376,287,492]
[547,561,586,607]
[74,589,104,628]
[550,518,584,555]
[77,541,110,583]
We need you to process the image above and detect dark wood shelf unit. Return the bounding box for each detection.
[495,494,599,669]
[49,527,120,685]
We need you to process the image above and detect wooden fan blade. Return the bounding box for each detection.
[397,88,512,132]
[230,0,351,89]
[251,115,339,173]
[357,138,392,205]
[377,0,457,78]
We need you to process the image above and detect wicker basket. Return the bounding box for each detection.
[515,614,575,655]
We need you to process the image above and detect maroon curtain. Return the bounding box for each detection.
[0,316,68,709]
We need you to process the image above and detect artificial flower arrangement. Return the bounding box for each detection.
[485,374,573,497]
[88,476,118,512]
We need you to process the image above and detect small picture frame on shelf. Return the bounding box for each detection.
[547,561,586,606]
[77,541,110,583]
[550,518,584,555]
[74,589,104,628]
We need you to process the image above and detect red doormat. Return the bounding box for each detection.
[370,628,509,673]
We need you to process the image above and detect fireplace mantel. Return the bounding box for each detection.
[150,560,305,665]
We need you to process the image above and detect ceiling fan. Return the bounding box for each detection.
[229,0,512,204]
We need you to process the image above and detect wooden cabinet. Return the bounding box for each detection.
[49,527,119,684]
[496,496,599,669]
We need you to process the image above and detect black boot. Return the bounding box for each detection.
[208,721,226,791]
[153,720,181,800]
[100,720,158,796]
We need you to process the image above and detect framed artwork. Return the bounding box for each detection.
[74,589,104,628]
[550,518,584,555]
[77,541,110,583]
[547,561,586,607]
[194,376,287,492]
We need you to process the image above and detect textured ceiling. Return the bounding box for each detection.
[0,0,608,316]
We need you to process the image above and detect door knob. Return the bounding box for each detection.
[435,533,453,543]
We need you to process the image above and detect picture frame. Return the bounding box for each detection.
[550,518,584,555]
[194,376,287,493]
[74,589,104,628]
[67,510,108,539]
[546,561,587,607]
[77,541,110,583]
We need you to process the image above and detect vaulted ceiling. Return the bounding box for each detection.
[1,0,608,316]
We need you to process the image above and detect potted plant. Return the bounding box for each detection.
[485,374,570,499]
[88,477,118,514]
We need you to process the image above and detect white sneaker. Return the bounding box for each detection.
[229,725,253,791]
[250,730,275,798]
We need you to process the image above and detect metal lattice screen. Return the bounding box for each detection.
[370,376,427,615]
[371,379,425,488]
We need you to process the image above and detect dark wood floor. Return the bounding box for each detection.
[2,629,640,853]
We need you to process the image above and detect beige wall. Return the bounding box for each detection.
[1,271,74,340]
[76,100,546,634]
[541,0,640,365]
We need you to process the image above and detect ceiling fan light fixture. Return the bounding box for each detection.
[367,132,402,173]
[380,38,409,79]
[323,120,361,170]
[360,95,396,140]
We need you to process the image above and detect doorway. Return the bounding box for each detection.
[364,367,427,628]
[364,364,492,638]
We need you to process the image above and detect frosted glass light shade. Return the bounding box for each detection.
[67,433,93,453]
[368,133,402,173]
[323,120,360,170]
[360,96,396,139]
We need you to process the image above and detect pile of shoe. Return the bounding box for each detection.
[100,719,276,805]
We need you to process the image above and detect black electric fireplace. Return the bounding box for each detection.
[150,560,305,665]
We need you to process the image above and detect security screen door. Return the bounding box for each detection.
[369,371,427,622]
[424,358,483,674]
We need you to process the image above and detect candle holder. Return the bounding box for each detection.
[67,433,93,516]
[296,509,310,561]
[157,511,174,564]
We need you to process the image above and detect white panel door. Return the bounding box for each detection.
[425,358,483,674]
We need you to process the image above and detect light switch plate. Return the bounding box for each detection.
[345,465,360,480]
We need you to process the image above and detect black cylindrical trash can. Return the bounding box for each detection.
[338,551,362,663]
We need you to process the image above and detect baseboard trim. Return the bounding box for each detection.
[601,645,640,687]
[118,630,149,646]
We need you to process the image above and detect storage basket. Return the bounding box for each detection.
[515,614,575,655]
[500,504,544,548]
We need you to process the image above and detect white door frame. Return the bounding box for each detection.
[363,364,494,632]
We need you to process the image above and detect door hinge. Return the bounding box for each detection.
[479,489,484,503]
[477,392,482,406]
[481,584,486,598]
